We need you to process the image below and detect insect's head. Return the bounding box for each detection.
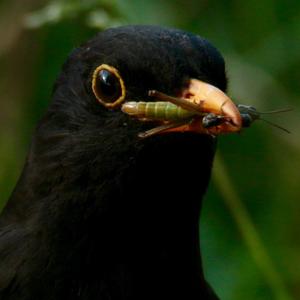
[236,104,259,120]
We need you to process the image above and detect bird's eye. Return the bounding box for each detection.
[92,64,126,108]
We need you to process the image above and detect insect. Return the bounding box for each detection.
[203,104,292,133]
[121,89,291,137]
[121,100,201,138]
[121,101,197,121]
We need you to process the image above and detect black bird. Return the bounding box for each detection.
[0,25,238,300]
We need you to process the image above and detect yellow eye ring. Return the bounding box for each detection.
[92,64,126,109]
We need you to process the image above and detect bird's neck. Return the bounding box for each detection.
[43,162,213,299]
[2,135,217,299]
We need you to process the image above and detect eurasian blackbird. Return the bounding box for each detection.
[0,25,237,300]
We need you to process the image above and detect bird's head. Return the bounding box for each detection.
[46,25,238,133]
[13,25,236,217]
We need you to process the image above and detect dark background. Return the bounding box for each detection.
[0,1,299,299]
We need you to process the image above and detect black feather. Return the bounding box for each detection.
[0,25,226,299]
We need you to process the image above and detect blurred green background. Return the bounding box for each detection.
[0,0,299,299]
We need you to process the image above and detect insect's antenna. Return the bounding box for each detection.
[260,118,291,134]
[259,108,293,114]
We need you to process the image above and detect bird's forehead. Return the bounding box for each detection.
[89,28,195,74]
[91,26,195,62]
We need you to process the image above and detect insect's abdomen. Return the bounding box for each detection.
[121,101,195,121]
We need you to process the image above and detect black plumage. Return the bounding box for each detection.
[0,25,228,299]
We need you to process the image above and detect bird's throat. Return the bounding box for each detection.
[1,134,217,299]
[104,134,217,298]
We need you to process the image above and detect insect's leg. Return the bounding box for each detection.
[138,121,188,138]
[148,90,204,115]
[220,99,228,114]
[219,99,240,127]
[205,125,221,137]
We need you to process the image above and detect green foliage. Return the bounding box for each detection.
[24,0,123,29]
[1,0,299,299]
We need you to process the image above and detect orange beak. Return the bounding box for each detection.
[161,79,242,135]
[185,79,241,127]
